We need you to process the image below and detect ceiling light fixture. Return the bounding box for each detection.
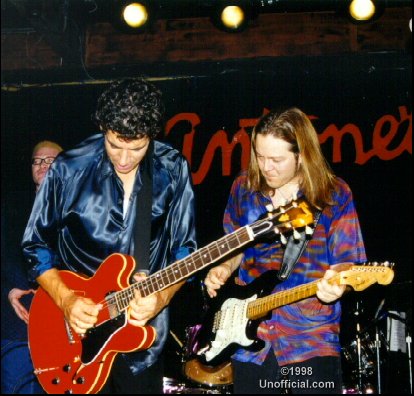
[112,1,155,33]
[122,3,149,28]
[211,1,255,33]
[348,0,380,22]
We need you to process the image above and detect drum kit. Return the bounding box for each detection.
[163,325,233,394]
[340,293,413,395]
[340,298,387,394]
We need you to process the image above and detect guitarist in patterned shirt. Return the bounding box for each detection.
[204,107,367,394]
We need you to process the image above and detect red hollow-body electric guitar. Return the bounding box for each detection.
[28,198,314,394]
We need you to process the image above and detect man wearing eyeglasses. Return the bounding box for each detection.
[31,141,63,192]
[1,140,62,394]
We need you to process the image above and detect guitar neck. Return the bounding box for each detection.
[246,262,394,320]
[110,198,314,316]
[114,226,253,312]
[246,278,321,320]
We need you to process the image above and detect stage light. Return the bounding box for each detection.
[221,6,245,29]
[122,3,148,28]
[211,1,255,33]
[349,0,376,21]
[112,1,155,33]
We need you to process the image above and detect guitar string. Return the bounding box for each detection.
[97,228,305,315]
[92,200,309,315]
[95,229,251,313]
[94,207,308,314]
[247,263,387,317]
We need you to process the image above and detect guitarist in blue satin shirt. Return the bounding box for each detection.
[22,78,197,394]
[204,108,367,394]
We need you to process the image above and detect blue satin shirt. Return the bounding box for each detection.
[22,133,197,374]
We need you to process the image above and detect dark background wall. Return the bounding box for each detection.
[1,4,412,393]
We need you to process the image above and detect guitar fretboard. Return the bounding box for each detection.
[110,227,252,315]
[246,263,393,320]
[247,280,319,320]
[105,198,313,318]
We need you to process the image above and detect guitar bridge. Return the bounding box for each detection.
[64,319,76,344]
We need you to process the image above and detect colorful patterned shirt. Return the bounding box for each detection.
[223,171,366,366]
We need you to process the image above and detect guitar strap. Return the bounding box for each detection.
[278,209,322,281]
[133,140,153,273]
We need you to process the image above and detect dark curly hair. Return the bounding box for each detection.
[93,78,165,139]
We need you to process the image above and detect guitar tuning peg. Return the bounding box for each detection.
[265,204,274,213]
[274,227,280,234]
[280,207,286,213]
[280,234,287,245]
[305,226,313,235]
[293,229,301,240]
[372,261,378,266]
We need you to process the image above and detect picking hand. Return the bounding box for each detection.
[63,292,102,335]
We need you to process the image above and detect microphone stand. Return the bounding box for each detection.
[355,300,363,393]
[406,329,412,393]
[374,321,382,394]
[373,299,385,394]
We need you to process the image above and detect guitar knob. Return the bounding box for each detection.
[52,377,60,385]
[63,364,71,372]
[64,390,73,394]
[76,377,85,384]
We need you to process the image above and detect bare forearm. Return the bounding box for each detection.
[36,268,74,311]
[222,252,243,273]
[159,279,185,307]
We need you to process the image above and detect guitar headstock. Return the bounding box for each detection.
[338,262,395,291]
[271,199,314,231]
[250,198,315,242]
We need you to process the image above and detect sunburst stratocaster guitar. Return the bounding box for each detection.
[28,198,314,394]
[196,262,394,366]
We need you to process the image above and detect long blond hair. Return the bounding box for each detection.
[248,108,336,209]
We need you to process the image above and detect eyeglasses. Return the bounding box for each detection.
[32,157,56,166]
